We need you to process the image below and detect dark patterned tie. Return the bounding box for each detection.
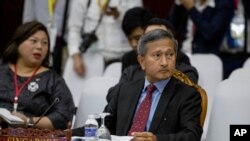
[128,84,156,135]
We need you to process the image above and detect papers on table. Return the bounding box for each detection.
[111,135,133,141]
[0,108,24,125]
[72,135,133,141]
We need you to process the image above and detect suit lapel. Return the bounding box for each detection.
[149,78,177,132]
[121,79,145,135]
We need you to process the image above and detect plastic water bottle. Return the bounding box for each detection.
[85,114,98,140]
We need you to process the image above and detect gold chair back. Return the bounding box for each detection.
[171,69,208,127]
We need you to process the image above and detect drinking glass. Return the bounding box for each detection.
[96,113,111,141]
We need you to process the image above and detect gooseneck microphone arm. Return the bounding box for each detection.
[32,97,60,127]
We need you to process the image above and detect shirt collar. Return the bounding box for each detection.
[175,0,215,11]
[196,0,215,12]
[143,78,171,93]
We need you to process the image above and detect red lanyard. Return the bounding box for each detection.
[13,64,40,112]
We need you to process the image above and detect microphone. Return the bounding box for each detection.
[32,97,60,127]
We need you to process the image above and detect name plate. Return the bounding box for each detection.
[0,128,71,141]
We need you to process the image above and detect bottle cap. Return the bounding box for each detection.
[88,114,99,119]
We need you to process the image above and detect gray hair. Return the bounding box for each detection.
[137,29,178,56]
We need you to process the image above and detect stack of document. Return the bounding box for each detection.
[0,108,24,125]
[72,135,133,141]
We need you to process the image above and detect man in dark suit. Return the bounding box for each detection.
[73,29,202,141]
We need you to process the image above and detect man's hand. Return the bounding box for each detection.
[11,111,28,127]
[105,7,120,19]
[72,53,86,77]
[131,132,157,141]
[180,0,195,10]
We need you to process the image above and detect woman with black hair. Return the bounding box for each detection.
[0,21,75,130]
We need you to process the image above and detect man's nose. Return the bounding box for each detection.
[160,56,168,66]
[131,39,138,50]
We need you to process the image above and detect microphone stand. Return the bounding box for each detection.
[32,97,60,127]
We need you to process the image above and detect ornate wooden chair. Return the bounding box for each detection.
[171,69,208,127]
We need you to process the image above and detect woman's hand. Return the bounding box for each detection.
[131,132,157,141]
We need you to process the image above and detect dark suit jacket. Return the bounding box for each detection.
[73,78,202,141]
[107,78,202,141]
[121,50,138,72]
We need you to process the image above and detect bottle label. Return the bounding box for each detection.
[85,127,97,137]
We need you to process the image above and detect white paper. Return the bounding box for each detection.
[0,108,24,125]
[71,135,133,141]
[111,135,133,141]
[71,136,87,141]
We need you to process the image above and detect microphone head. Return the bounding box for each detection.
[54,97,60,103]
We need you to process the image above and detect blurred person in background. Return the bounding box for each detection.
[169,0,235,78]
[121,7,154,72]
[67,0,142,77]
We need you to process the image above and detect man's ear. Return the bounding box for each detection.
[137,55,145,70]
